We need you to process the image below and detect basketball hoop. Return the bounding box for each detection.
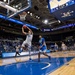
[19,12,27,21]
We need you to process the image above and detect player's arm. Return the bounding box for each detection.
[41,41,45,48]
[26,26,33,34]
[42,41,45,46]
[39,42,45,49]
[22,27,27,35]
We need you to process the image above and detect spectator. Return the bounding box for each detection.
[54,43,58,52]
[15,45,20,57]
[61,42,67,51]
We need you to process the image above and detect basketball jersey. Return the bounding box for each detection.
[62,43,65,47]
[39,38,47,50]
[39,38,46,46]
[16,46,19,51]
[25,34,33,43]
[55,44,58,48]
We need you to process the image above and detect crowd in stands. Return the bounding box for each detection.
[0,36,39,53]
[49,41,75,52]
[0,35,75,53]
[0,39,22,53]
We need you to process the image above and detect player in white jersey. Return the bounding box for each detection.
[21,25,33,60]
[22,25,33,51]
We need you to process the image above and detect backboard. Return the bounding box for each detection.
[0,0,31,18]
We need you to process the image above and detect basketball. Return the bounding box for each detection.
[23,25,27,29]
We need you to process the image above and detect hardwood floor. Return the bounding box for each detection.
[0,51,75,75]
[49,58,75,75]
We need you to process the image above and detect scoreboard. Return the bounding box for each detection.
[48,0,75,21]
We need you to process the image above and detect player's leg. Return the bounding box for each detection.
[43,52,49,57]
[28,44,31,60]
[42,49,51,60]
[55,47,58,52]
[42,52,51,60]
[15,51,18,57]
[38,49,42,62]
[17,51,20,55]
[21,41,28,51]
[15,52,17,57]
[38,51,41,62]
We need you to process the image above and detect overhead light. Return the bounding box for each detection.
[35,16,40,19]
[38,16,40,19]
[58,20,61,23]
[43,19,48,24]
[36,16,38,18]
[18,7,21,10]
[30,13,32,16]
[4,0,7,2]
[16,5,18,8]
[27,11,30,14]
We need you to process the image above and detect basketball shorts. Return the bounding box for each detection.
[22,41,31,48]
[39,46,47,53]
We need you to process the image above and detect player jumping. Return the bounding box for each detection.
[21,25,33,60]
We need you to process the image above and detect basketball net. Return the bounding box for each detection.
[19,12,27,21]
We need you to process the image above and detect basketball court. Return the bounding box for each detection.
[0,0,75,75]
[0,51,75,75]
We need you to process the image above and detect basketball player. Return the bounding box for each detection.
[61,42,67,51]
[38,35,51,62]
[21,25,33,59]
[54,43,58,52]
[15,45,20,57]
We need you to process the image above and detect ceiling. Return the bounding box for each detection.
[0,0,75,34]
